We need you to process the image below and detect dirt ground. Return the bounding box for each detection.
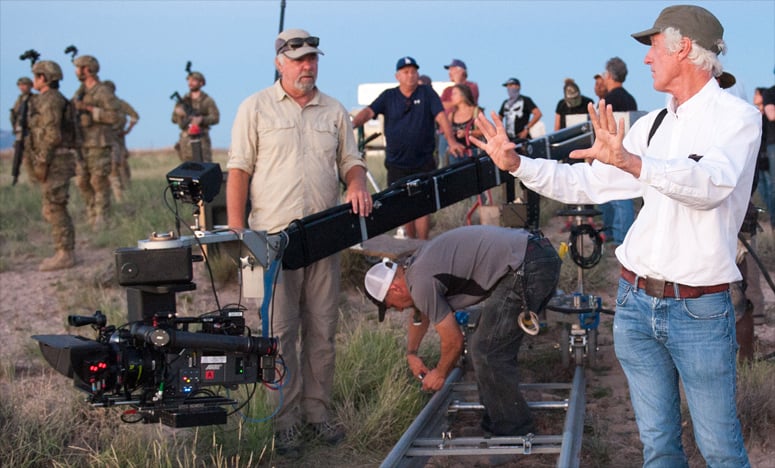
[414,215,775,468]
[1,212,774,467]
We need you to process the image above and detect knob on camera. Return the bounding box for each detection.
[68,310,107,328]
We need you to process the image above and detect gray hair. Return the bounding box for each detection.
[663,27,725,77]
[605,57,628,83]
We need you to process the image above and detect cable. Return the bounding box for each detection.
[226,382,258,416]
[265,230,289,340]
[738,233,775,295]
[568,224,604,269]
[232,355,289,424]
[162,189,224,313]
[162,185,181,237]
[237,385,284,424]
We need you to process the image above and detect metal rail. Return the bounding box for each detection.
[381,368,464,468]
[558,366,586,467]
[381,366,587,467]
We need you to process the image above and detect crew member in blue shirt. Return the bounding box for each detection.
[352,56,464,239]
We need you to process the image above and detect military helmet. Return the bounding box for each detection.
[17,76,33,86]
[73,55,100,74]
[32,61,64,82]
[187,71,206,85]
[103,80,116,92]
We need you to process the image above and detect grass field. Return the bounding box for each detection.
[0,148,773,467]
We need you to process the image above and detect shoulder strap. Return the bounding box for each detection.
[647,108,668,146]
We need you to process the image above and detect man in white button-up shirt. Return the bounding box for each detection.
[473,5,759,467]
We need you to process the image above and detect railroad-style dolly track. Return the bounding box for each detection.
[382,364,587,467]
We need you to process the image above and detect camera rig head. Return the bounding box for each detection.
[33,163,284,428]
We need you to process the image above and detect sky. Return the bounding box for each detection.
[1,0,773,150]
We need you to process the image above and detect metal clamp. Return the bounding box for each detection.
[439,431,452,449]
[518,311,541,336]
[406,179,422,196]
[523,433,534,455]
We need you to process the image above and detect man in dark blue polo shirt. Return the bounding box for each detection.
[353,56,464,239]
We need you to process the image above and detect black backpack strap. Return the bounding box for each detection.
[647,108,668,147]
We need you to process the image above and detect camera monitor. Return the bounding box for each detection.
[166,162,222,204]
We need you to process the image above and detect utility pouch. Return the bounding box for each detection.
[79,112,93,127]
[644,277,666,299]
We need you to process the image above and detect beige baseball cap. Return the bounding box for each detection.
[631,5,724,55]
[275,29,324,59]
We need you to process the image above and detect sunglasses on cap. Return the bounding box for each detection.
[278,36,320,54]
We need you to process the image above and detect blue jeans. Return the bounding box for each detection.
[600,199,634,244]
[437,134,448,167]
[614,278,750,467]
[469,236,561,435]
[600,202,614,238]
[764,143,775,225]
[757,169,772,219]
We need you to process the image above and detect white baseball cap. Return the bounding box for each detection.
[364,259,398,322]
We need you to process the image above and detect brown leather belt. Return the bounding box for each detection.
[621,267,728,299]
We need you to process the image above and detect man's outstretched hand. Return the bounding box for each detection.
[569,100,641,177]
[470,111,521,173]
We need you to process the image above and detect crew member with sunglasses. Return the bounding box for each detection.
[226,28,372,458]
[352,56,465,239]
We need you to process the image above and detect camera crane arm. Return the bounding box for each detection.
[140,121,600,272]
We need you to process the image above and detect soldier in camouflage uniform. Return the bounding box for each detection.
[103,80,139,202]
[27,61,77,271]
[71,55,121,227]
[10,76,35,183]
[171,70,219,162]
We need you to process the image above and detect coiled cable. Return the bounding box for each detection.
[568,224,604,269]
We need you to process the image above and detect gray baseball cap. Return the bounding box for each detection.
[631,5,724,55]
[275,28,324,59]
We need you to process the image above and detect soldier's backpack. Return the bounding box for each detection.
[60,99,81,149]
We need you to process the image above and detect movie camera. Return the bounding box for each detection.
[33,162,282,428]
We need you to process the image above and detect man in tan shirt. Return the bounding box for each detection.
[226,28,371,458]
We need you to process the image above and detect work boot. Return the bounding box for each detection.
[274,424,303,458]
[39,249,75,271]
[308,420,345,446]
